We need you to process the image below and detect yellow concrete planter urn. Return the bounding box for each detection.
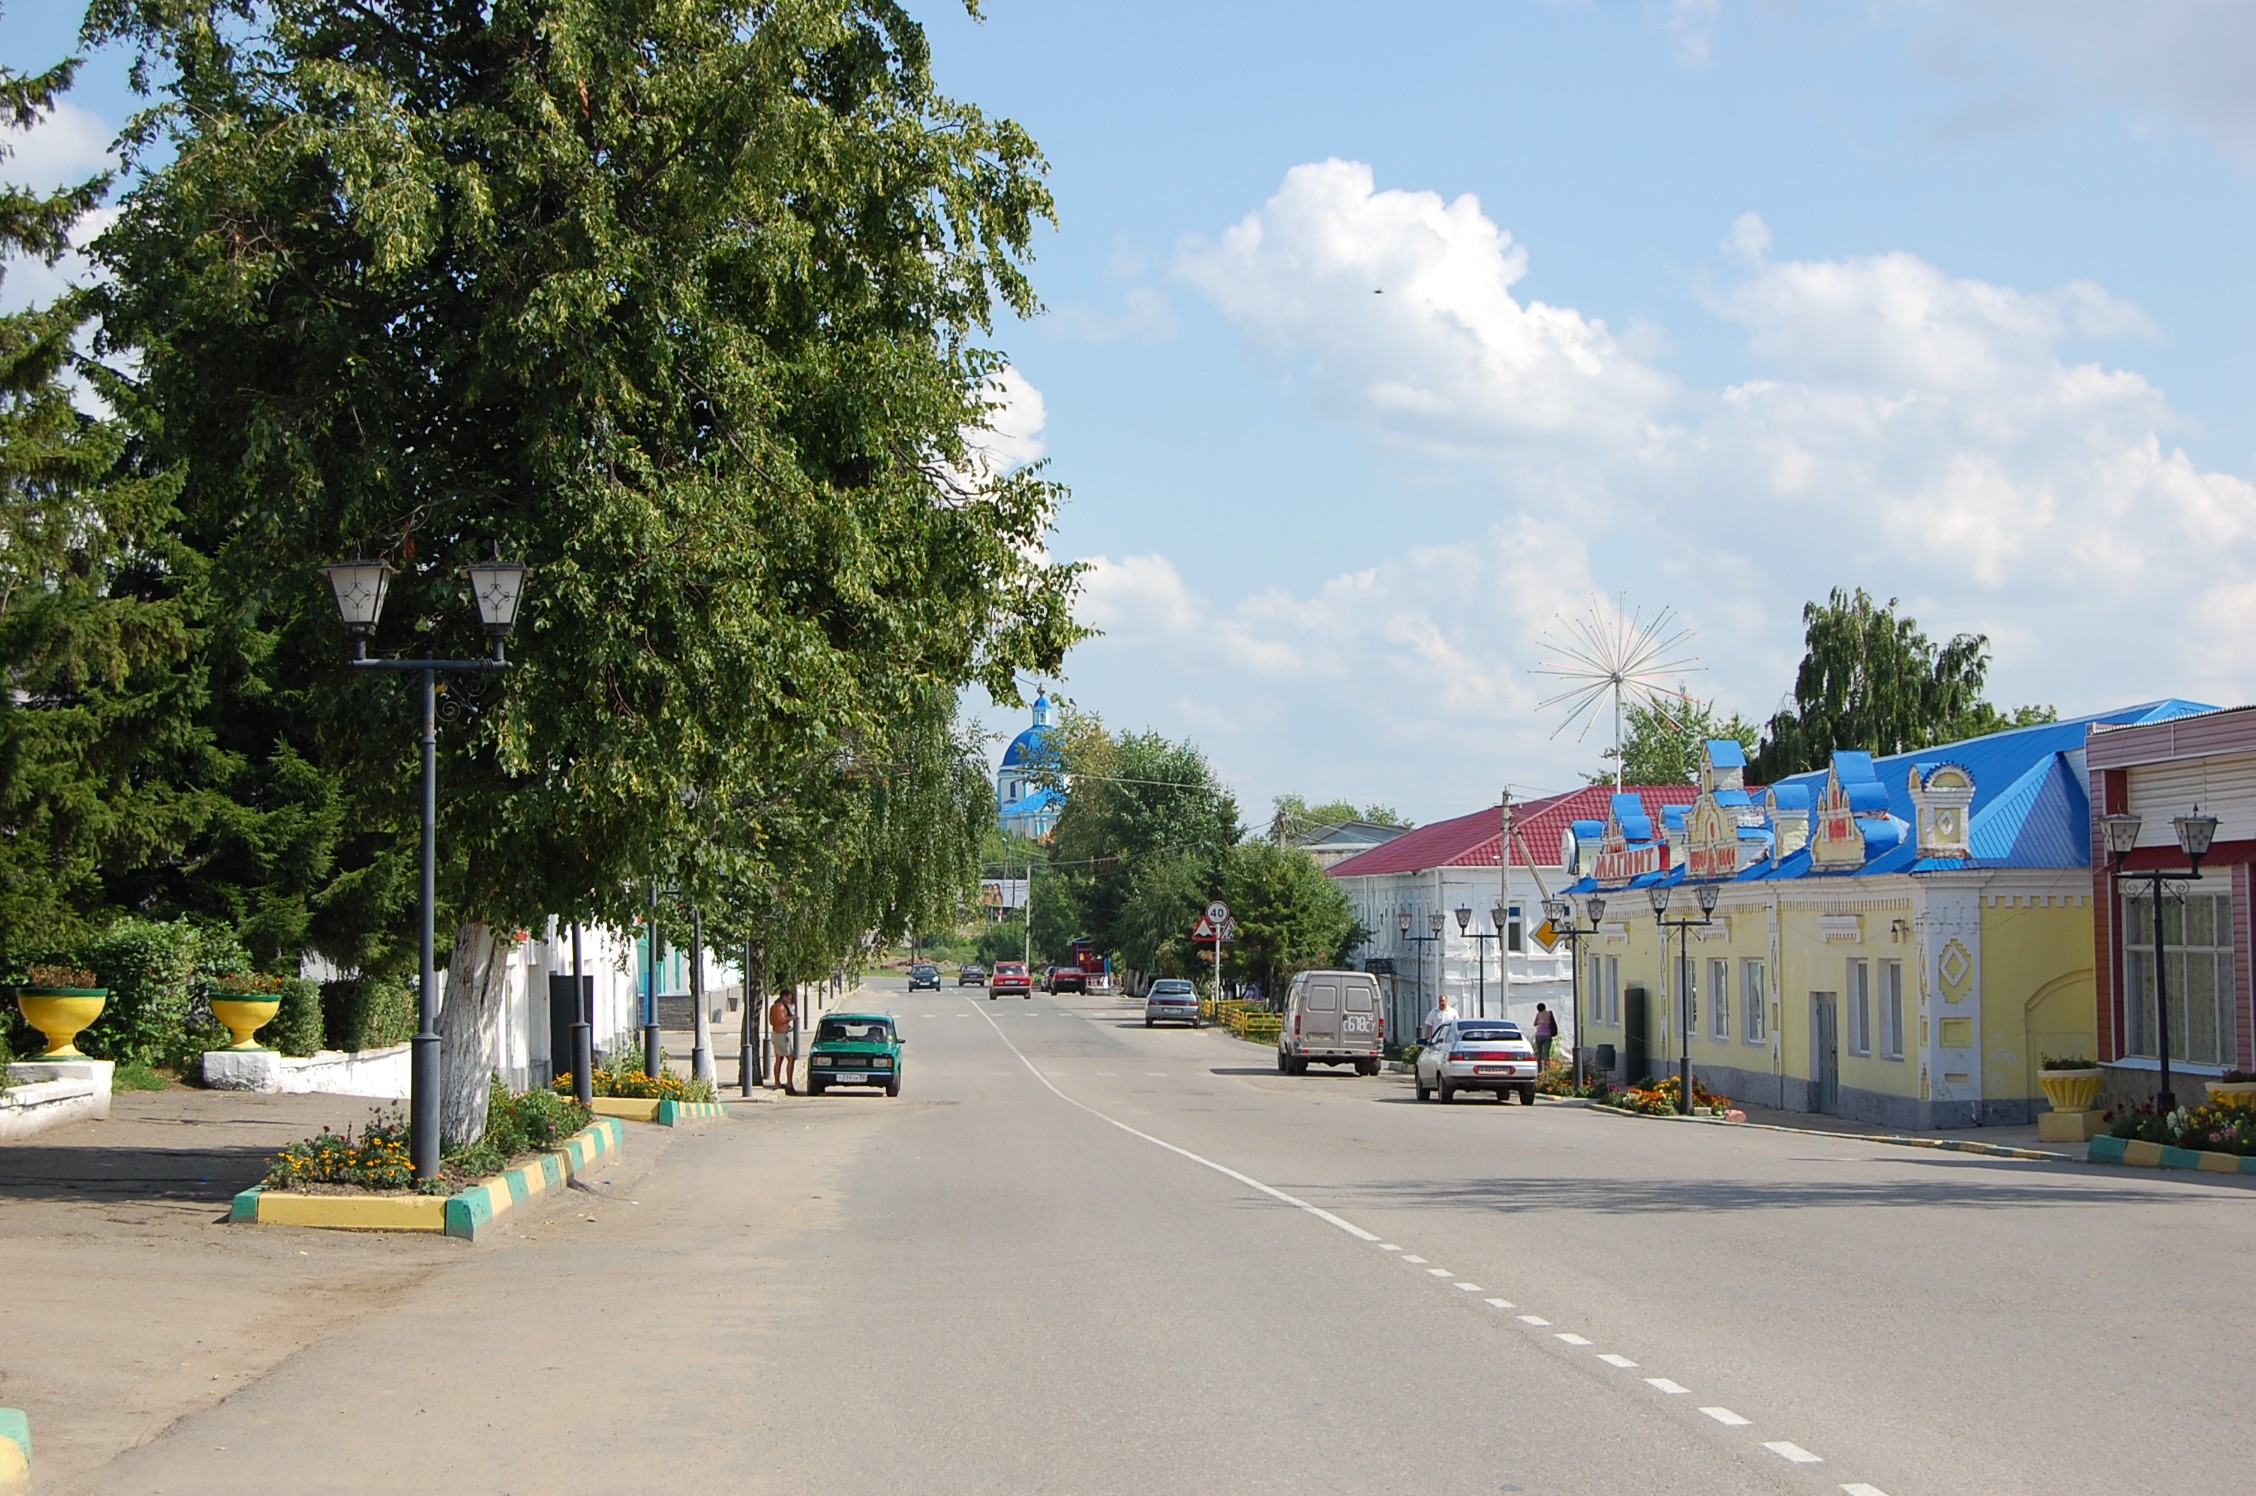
[16,964,109,1057]
[208,992,282,1050]
[2205,1076,2256,1107]
[2036,1065,2105,1143]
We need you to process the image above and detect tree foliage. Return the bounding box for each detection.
[1750,589,2054,783]
[1583,688,1757,787]
[1219,841,1360,996]
[1268,793,1412,841]
[82,0,1082,991]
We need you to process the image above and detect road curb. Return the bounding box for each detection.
[657,1099,730,1125]
[1577,1098,2074,1161]
[2088,1132,2256,1174]
[0,1408,28,1496]
[229,1117,624,1238]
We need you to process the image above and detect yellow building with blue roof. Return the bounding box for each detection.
[1566,701,2211,1129]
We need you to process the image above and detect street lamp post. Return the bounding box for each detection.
[1457,903,1504,1019]
[1399,909,1444,1039]
[1545,894,1605,1086]
[1649,881,1721,1115]
[320,550,528,1182]
[2101,808,2217,1115]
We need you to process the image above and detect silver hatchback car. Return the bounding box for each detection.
[1144,978,1200,1028]
[1416,1021,1540,1104]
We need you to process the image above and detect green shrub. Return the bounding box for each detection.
[449,1077,593,1178]
[269,977,324,1057]
[320,974,416,1052]
[79,918,201,1067]
[114,1060,170,1091]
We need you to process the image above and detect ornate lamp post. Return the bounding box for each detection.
[1457,903,1505,1019]
[2102,808,2217,1114]
[1546,894,1605,1085]
[1401,909,1445,1032]
[321,550,528,1181]
[1649,881,1721,1115]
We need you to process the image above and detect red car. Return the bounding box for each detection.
[989,961,1032,999]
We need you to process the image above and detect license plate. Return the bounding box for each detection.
[1476,1066,1504,1075]
[829,1073,863,1083]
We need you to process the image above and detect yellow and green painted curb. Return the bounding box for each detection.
[587,1096,728,1125]
[2089,1133,2256,1175]
[230,1117,623,1239]
[1580,1099,2070,1161]
[0,1408,29,1496]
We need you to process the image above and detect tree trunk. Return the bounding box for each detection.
[437,922,511,1147]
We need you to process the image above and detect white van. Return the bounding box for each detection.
[1276,969,1384,1076]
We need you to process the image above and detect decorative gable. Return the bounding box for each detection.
[1766,785,1811,860]
[1591,794,1667,888]
[1907,761,1976,860]
[1700,739,1747,795]
[1810,751,1890,870]
[1685,741,1763,879]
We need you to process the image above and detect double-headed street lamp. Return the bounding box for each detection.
[1544,893,1605,1085]
[1649,881,1721,1115]
[321,550,529,1181]
[1399,909,1446,1033]
[2101,807,2218,1115]
[1456,903,1507,1019]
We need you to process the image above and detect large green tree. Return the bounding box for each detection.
[1749,589,2054,783]
[1268,793,1411,841]
[88,0,1081,1135]
[1220,841,1360,997]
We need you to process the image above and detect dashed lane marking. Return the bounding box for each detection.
[1426,1268,1453,1277]
[1455,1283,1482,1292]
[1484,1298,1514,1309]
[1841,1485,1891,1495]
[1518,1315,1550,1326]
[1401,1255,1427,1264]
[1646,1379,1690,1395]
[1764,1442,1823,1465]
[1379,1244,1401,1252]
[1555,1333,1593,1346]
[1597,1354,1638,1368]
[1701,1407,1751,1426]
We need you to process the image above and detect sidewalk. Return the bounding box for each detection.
[1725,1102,2053,1155]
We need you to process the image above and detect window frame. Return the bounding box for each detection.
[1847,957,1872,1057]
[1880,959,1904,1060]
[1741,959,1767,1045]
[1709,957,1730,1041]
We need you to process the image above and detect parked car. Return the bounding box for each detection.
[907,962,941,991]
[1144,978,1199,1028]
[990,961,1032,998]
[807,1013,904,1097]
[958,963,987,986]
[1044,961,1087,995]
[1414,1020,1538,1104]
[1275,969,1385,1076]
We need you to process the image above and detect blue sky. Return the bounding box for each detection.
[9,2,2256,825]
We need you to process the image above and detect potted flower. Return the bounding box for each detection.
[2038,1053,2104,1118]
[208,971,287,1051]
[2207,1069,2256,1106]
[15,964,110,1057]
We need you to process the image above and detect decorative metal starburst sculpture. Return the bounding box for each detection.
[1533,595,1701,789]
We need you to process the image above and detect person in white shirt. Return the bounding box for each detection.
[1421,993,1455,1043]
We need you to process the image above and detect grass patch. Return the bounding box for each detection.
[114,1060,171,1091]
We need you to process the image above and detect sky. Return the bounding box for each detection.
[7,1,2256,826]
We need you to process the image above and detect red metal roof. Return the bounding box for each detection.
[1322,785,1703,878]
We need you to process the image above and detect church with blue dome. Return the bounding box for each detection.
[998,695,1064,839]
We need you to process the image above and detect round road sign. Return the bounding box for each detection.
[1206,900,1230,923]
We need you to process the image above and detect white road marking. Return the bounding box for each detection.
[1426,1268,1453,1277]
[1840,1486,1890,1496]
[1095,1071,1118,1077]
[1764,1442,1823,1464]
[1555,1333,1593,1346]
[1645,1379,1690,1395]
[1484,1298,1514,1309]
[1455,1282,1482,1292]
[1518,1315,1550,1326]
[1145,1072,1169,1077]
[1402,1255,1427,1264]
[1597,1354,1638,1368]
[967,1001,1379,1243]
[1379,1244,1402,1252]
[1700,1407,1751,1426]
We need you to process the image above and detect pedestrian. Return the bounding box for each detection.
[1532,1002,1558,1066]
[1421,992,1455,1043]
[767,987,797,1093]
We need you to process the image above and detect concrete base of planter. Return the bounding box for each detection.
[231,1117,623,1238]
[2089,1132,2256,1175]
[0,1060,113,1141]
[587,1096,729,1125]
[2038,1108,2106,1142]
[202,1043,411,1098]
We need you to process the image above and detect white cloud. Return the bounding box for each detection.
[0,99,115,191]
[1910,1,2256,161]
[1121,163,2256,813]
[1173,159,1675,452]
[958,364,1048,480]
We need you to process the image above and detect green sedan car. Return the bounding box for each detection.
[807,1013,903,1097]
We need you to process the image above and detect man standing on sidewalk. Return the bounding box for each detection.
[767,988,797,1092]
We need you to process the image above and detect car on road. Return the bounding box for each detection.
[1276,969,1385,1076]
[907,963,941,991]
[958,963,987,986]
[1144,978,1199,1027]
[989,961,1032,998]
[807,1013,904,1097]
[1414,1020,1539,1104]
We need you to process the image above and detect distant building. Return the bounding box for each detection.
[1292,819,1410,868]
[998,694,1063,840]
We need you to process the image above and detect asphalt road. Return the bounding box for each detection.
[75,978,2256,1494]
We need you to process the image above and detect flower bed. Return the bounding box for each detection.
[1603,1073,1730,1116]
[2105,1093,2256,1157]
[554,1048,717,1103]
[265,1081,593,1196]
